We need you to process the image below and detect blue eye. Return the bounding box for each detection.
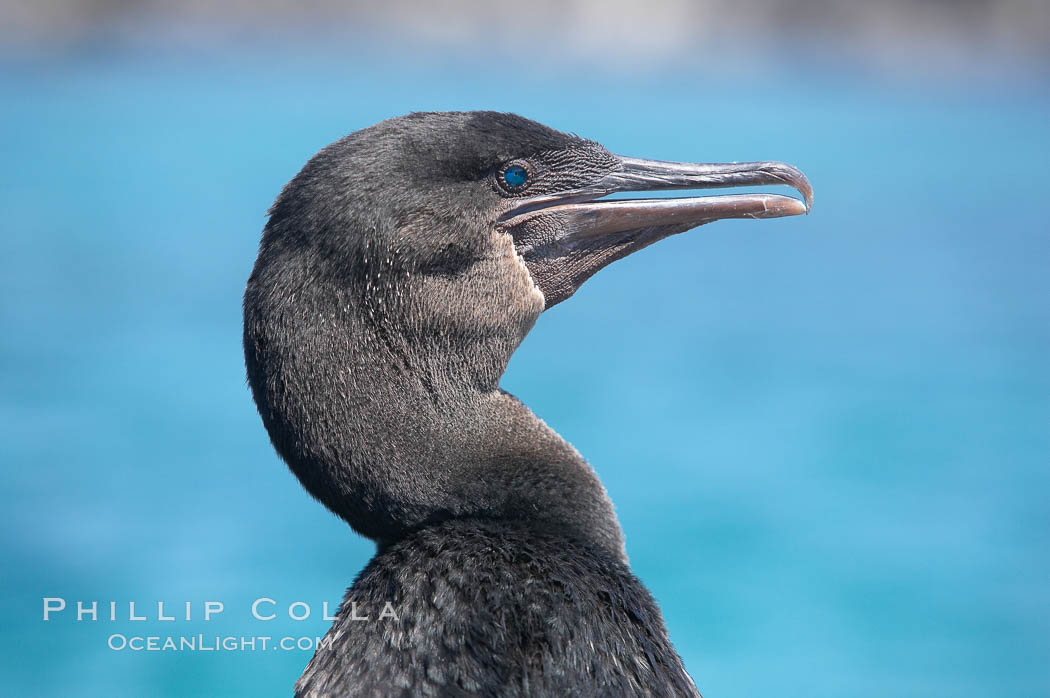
[502,165,528,189]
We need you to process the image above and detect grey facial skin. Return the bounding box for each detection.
[502,156,812,307]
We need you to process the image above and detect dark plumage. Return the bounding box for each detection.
[243,111,811,696]
[298,520,695,697]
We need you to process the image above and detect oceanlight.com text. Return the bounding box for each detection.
[107,634,335,652]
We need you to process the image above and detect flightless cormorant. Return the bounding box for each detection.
[243,111,812,696]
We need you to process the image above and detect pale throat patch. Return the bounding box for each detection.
[500,233,545,309]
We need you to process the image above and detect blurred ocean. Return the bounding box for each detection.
[1,45,1048,697]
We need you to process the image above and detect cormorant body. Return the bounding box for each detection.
[298,519,694,696]
[243,112,811,696]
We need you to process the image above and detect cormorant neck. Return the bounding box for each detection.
[244,242,626,561]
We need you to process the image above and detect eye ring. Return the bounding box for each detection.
[497,161,531,193]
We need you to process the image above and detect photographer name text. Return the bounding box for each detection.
[41,597,398,622]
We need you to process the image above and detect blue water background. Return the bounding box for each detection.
[1,48,1048,696]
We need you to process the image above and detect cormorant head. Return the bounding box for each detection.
[246,111,811,547]
[258,111,810,382]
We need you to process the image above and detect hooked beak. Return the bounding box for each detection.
[500,156,813,308]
